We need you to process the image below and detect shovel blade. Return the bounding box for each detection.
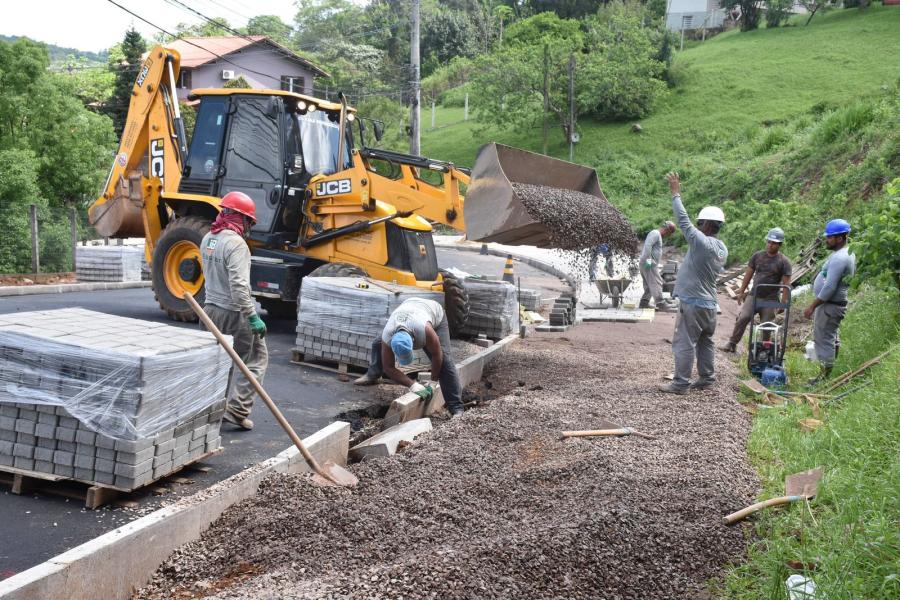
[784,466,823,498]
[311,461,358,488]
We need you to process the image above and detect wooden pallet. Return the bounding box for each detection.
[290,350,428,377]
[0,448,222,509]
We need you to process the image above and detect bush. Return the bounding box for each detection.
[812,103,877,145]
[440,83,472,108]
[851,177,900,290]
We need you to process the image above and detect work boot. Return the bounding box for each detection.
[690,379,714,390]
[353,371,379,386]
[656,301,676,312]
[657,383,689,395]
[449,407,464,417]
[223,410,254,430]
[719,342,737,353]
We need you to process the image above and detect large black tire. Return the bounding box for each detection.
[151,216,211,322]
[441,269,469,338]
[306,262,368,278]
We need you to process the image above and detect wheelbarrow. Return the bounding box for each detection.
[594,277,632,308]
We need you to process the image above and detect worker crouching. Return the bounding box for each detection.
[200,191,269,430]
[658,172,728,394]
[354,298,465,417]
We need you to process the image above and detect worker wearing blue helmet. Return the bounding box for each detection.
[803,219,856,384]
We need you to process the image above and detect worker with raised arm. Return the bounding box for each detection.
[658,172,728,394]
[721,228,792,352]
[638,221,677,310]
[200,191,268,430]
[353,297,465,417]
[802,219,856,385]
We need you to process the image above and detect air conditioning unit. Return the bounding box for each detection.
[221,70,235,81]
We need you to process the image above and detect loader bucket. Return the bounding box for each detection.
[88,175,145,238]
[464,143,606,247]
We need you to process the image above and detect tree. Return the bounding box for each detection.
[246,15,293,46]
[765,0,793,27]
[173,17,234,38]
[494,5,515,43]
[0,149,43,272]
[469,6,667,143]
[223,75,252,88]
[422,9,477,76]
[108,28,146,136]
[720,0,764,31]
[524,0,606,19]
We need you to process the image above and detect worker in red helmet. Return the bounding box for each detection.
[199,191,268,430]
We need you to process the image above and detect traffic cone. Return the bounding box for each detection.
[502,254,515,283]
[480,243,489,255]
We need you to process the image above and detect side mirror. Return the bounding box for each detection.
[372,120,385,142]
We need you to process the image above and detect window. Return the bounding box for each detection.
[177,69,192,89]
[185,96,227,180]
[280,75,305,93]
[292,111,351,175]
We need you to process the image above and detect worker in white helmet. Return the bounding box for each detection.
[659,172,728,394]
[721,227,792,353]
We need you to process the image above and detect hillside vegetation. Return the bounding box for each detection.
[422,7,900,267]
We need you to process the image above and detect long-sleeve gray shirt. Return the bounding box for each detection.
[672,194,727,307]
[200,229,256,317]
[813,246,856,303]
[639,229,663,265]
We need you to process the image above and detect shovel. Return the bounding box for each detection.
[184,293,357,488]
[562,419,658,440]
[724,467,822,525]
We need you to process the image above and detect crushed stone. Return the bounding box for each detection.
[511,183,639,255]
[136,325,758,600]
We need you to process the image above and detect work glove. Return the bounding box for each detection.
[644,258,653,270]
[248,313,267,338]
[409,382,434,401]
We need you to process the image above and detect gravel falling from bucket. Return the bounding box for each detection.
[511,182,639,255]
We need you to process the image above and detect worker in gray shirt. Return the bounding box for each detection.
[200,191,268,430]
[638,221,677,310]
[353,297,464,416]
[659,172,728,394]
[803,219,856,384]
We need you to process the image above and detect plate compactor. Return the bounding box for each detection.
[747,284,791,388]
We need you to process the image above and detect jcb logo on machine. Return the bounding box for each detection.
[315,179,352,196]
[150,139,164,184]
[136,60,152,87]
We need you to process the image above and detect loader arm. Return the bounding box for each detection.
[88,45,188,252]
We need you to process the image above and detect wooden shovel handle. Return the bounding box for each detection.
[563,428,657,440]
[723,495,804,525]
[183,293,339,485]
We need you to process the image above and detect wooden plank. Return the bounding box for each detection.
[86,486,120,510]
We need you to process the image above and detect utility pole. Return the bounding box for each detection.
[568,53,575,162]
[29,204,40,274]
[542,43,549,155]
[464,92,469,121]
[409,0,421,156]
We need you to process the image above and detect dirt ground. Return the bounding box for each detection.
[137,298,758,599]
[0,273,75,286]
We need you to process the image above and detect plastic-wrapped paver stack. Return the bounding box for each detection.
[459,279,520,340]
[0,308,230,491]
[295,277,443,368]
[75,245,143,282]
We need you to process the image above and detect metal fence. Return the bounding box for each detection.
[0,204,104,276]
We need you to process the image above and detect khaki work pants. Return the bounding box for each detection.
[640,264,664,306]
[728,299,776,346]
[202,304,269,419]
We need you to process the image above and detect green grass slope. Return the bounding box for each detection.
[422,6,900,264]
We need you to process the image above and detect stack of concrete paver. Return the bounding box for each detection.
[517,288,542,311]
[75,245,143,282]
[458,279,520,340]
[295,277,443,368]
[549,294,577,327]
[0,308,230,491]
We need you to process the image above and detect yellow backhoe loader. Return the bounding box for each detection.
[89,46,604,330]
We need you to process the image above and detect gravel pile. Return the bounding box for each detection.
[137,331,757,600]
[511,183,639,254]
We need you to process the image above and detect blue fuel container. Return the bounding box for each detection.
[761,365,788,389]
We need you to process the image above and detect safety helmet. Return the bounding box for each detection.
[823,219,850,237]
[766,227,785,243]
[220,191,256,223]
[697,206,725,222]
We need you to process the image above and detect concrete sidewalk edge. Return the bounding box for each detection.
[0,421,350,600]
[0,281,151,297]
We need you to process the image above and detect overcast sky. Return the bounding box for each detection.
[0,0,305,53]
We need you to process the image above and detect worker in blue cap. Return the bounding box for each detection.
[803,219,856,384]
[353,297,464,416]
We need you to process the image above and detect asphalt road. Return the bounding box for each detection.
[0,248,564,579]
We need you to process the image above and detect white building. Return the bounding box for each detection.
[666,0,728,31]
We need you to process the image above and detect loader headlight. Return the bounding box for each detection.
[346,113,355,122]
[308,104,317,112]
[297,101,307,111]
